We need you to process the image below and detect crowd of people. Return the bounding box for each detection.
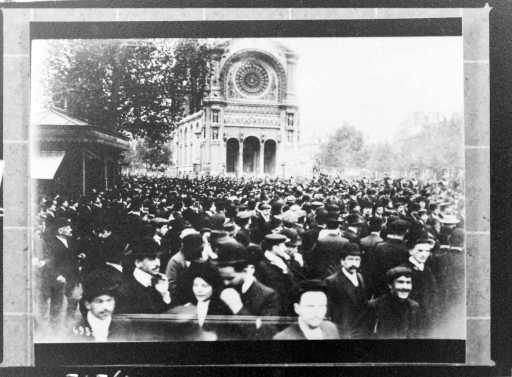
[33,174,465,341]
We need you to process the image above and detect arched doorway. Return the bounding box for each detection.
[243,136,260,174]
[264,139,276,175]
[226,138,239,173]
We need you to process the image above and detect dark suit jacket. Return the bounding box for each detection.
[117,274,172,314]
[358,293,419,339]
[398,260,438,335]
[255,259,296,316]
[43,236,80,285]
[69,315,134,342]
[372,238,410,297]
[238,279,281,317]
[273,321,340,340]
[325,270,368,338]
[360,233,384,295]
[250,214,272,244]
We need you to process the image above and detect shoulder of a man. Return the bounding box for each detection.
[273,323,302,340]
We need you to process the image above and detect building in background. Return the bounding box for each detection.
[170,39,310,177]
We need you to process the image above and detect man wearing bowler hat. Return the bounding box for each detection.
[71,269,132,342]
[358,266,419,338]
[40,216,82,327]
[371,219,411,297]
[324,243,368,338]
[117,238,172,314]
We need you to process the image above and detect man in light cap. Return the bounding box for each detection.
[358,266,419,338]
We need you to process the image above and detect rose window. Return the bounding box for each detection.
[235,61,270,96]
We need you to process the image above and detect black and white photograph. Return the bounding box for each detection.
[29,35,466,344]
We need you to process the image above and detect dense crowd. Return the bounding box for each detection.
[34,175,465,341]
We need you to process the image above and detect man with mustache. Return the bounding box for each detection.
[324,243,369,338]
[70,269,132,342]
[117,238,172,314]
[358,266,419,338]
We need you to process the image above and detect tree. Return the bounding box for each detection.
[316,124,367,172]
[45,39,212,144]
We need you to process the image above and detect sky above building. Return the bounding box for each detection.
[277,37,463,143]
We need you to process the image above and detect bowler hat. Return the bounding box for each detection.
[82,269,120,302]
[53,216,71,229]
[341,242,362,258]
[182,232,204,260]
[387,219,411,235]
[132,238,161,260]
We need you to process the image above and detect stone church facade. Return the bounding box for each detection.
[170,39,302,177]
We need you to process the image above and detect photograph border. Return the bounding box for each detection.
[0,1,505,372]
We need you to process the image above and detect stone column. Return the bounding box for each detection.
[238,136,244,176]
[259,138,265,176]
[2,9,34,366]
[463,5,491,365]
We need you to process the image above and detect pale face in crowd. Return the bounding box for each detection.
[341,255,361,273]
[157,224,169,236]
[135,256,161,275]
[58,224,73,238]
[294,291,328,329]
[389,275,413,300]
[85,294,115,320]
[193,277,213,302]
[410,243,433,265]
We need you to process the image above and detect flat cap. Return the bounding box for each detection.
[386,266,413,283]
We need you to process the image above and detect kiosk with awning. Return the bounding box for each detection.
[32,107,130,197]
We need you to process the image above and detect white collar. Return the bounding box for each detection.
[86,311,112,342]
[409,256,425,271]
[196,300,210,327]
[106,262,123,272]
[133,267,153,287]
[153,234,162,245]
[342,268,359,287]
[387,234,404,241]
[241,276,255,294]
[56,235,68,247]
[298,317,324,340]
